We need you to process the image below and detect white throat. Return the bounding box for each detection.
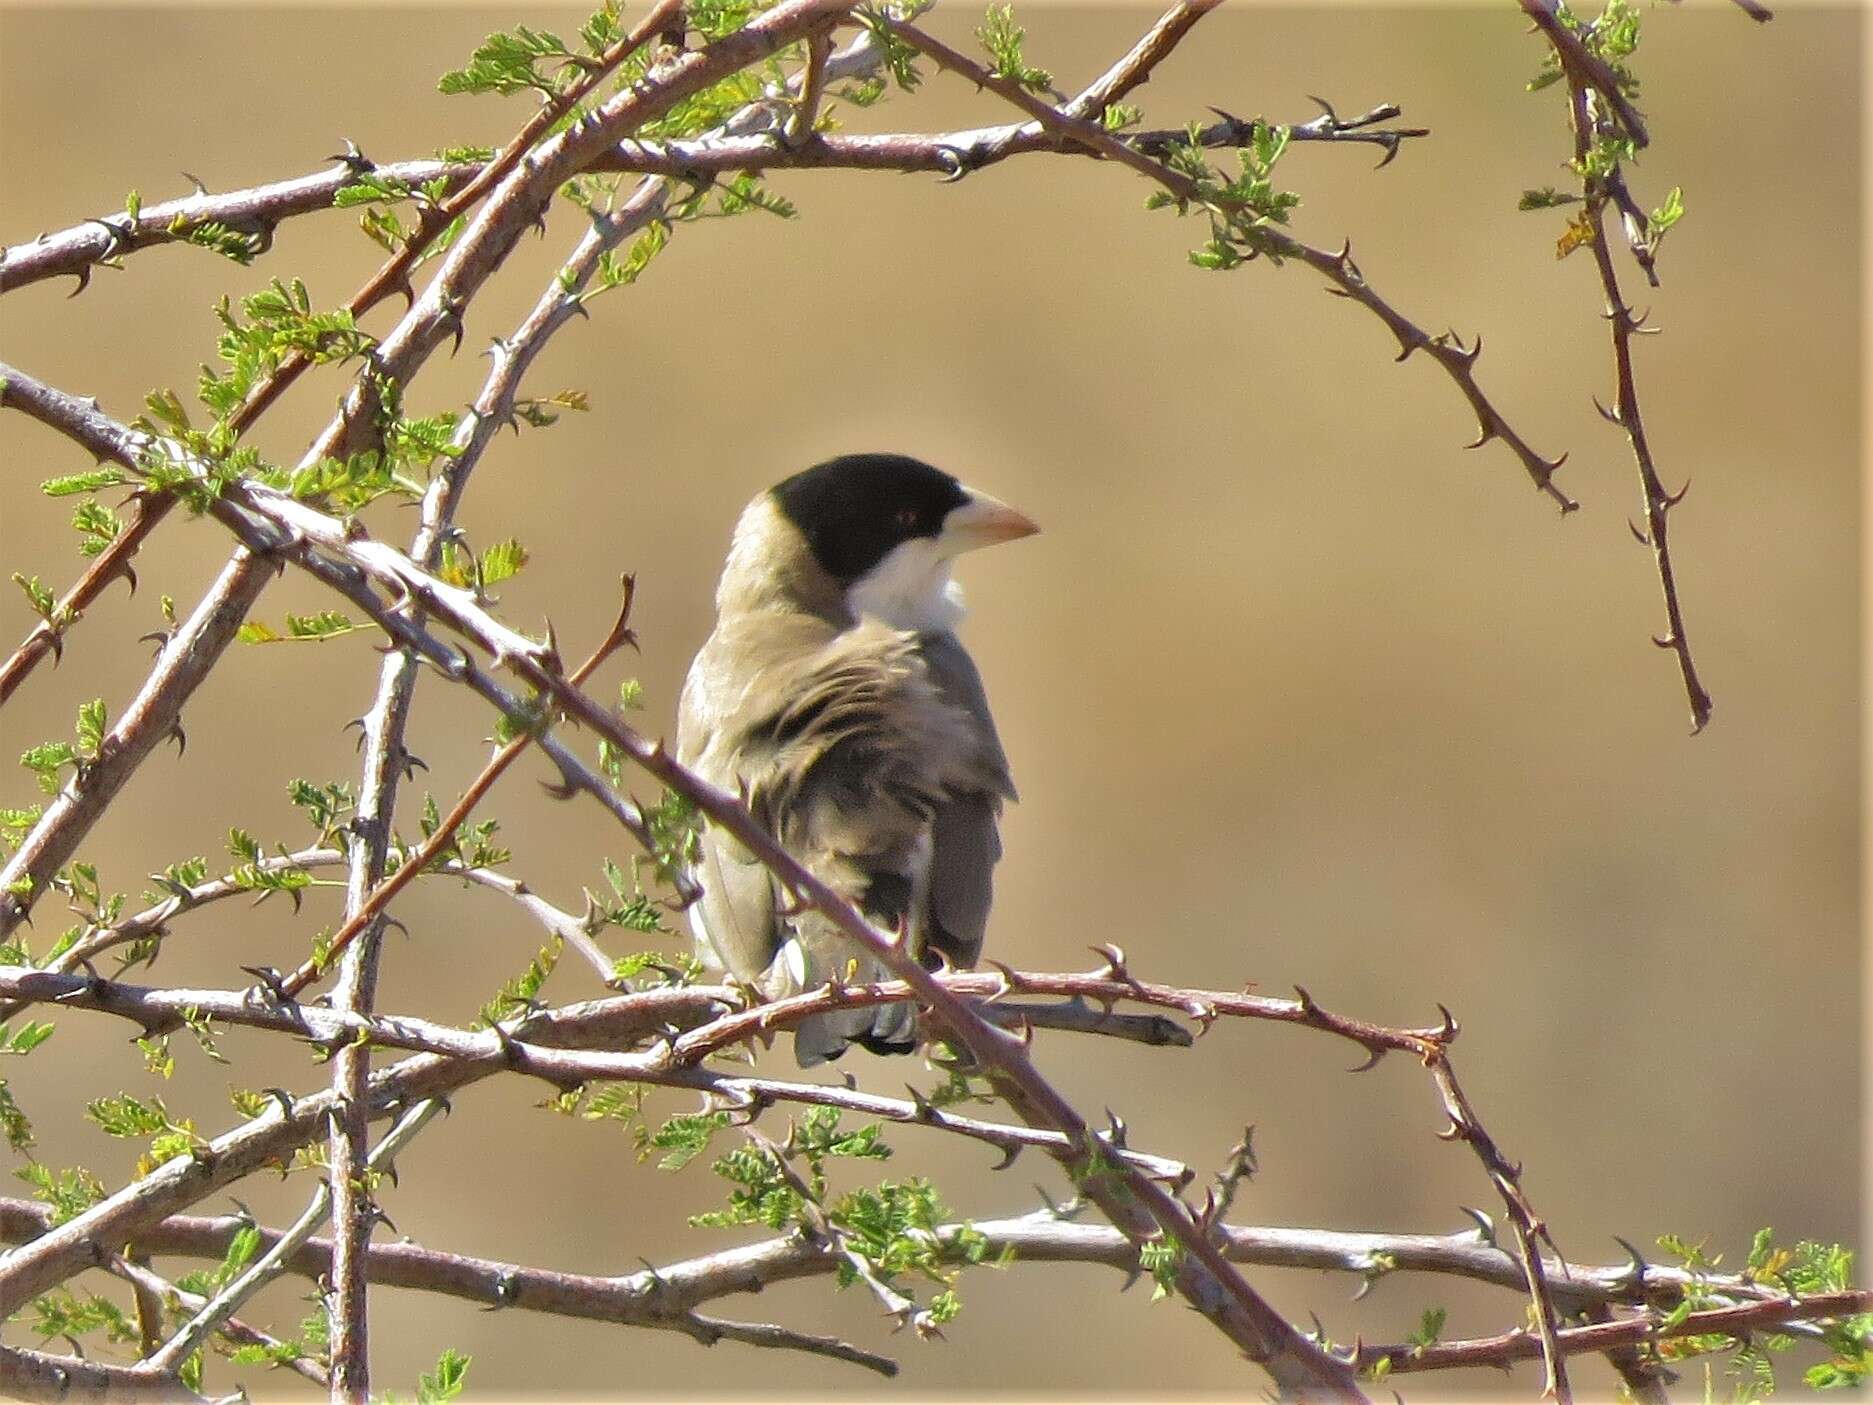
[847,538,966,634]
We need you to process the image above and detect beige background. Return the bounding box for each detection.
[0,4,1861,1398]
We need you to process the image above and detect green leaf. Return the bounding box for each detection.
[976,5,1052,94]
[1406,1305,1447,1349]
[477,937,562,1027]
[478,538,528,585]
[0,1021,55,1055]
[15,1164,106,1222]
[439,24,571,97]
[75,699,107,758]
[20,741,78,795]
[238,609,362,645]
[1518,187,1580,211]
[41,467,126,497]
[418,1349,471,1405]
[11,574,58,622]
[638,1111,730,1171]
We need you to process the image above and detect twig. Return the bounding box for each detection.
[153,1100,440,1378]
[878,13,1575,513]
[0,968,1192,1186]
[1,1197,1848,1389]
[0,986,731,1314]
[296,576,639,1000]
[0,1345,194,1404]
[1359,1289,1870,1376]
[0,1199,1817,1332]
[0,494,171,709]
[0,849,616,1023]
[0,0,843,946]
[1564,79,1712,731]
[745,1128,936,1336]
[1517,0,1650,148]
[108,1246,329,1388]
[0,5,678,712]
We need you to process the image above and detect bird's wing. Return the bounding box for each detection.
[916,629,1016,969]
[678,615,1001,1063]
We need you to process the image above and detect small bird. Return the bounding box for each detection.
[677,453,1038,1065]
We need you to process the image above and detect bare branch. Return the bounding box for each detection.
[0,1344,193,1404]
[878,14,1575,513]
[1563,79,1712,731]
[1360,1289,1870,1377]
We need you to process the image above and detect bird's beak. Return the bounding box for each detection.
[939,488,1041,555]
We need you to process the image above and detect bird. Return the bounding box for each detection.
[676,452,1038,1066]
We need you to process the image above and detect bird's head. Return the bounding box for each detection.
[721,453,1039,633]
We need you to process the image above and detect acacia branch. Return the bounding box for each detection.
[0,0,845,949]
[105,1252,329,1389]
[1360,1289,1870,1377]
[0,968,1192,1186]
[0,3,681,713]
[0,1345,192,1404]
[0,1198,1846,1389]
[878,14,1575,514]
[154,1100,441,1379]
[1564,79,1712,732]
[1517,0,1650,148]
[0,986,729,1315]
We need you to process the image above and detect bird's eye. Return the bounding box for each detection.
[894,507,919,529]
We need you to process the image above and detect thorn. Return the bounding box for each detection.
[1464,421,1498,451]
[240,966,292,1006]
[932,144,972,183]
[989,1142,1020,1171]
[1090,942,1128,980]
[1593,395,1623,426]
[1434,1002,1459,1042]
[1305,93,1339,124]
[1459,1205,1498,1245]
[181,171,210,197]
[166,721,187,757]
[984,958,1027,994]
[1612,1235,1648,1289]
[65,264,93,298]
[481,1270,520,1310]
[1628,518,1652,546]
[1660,477,1690,509]
[328,138,373,173]
[1347,1044,1386,1074]
[1103,1107,1128,1148]
[1436,1118,1467,1142]
[1651,633,1677,650]
[1292,985,1317,1015]
[116,562,139,598]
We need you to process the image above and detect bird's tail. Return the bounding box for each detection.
[793,995,917,1067]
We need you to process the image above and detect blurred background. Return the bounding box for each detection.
[0,3,1861,1398]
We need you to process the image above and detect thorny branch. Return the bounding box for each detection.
[1561,76,1712,732]
[0,104,1431,299]
[0,3,1807,1397]
[4,351,1372,1393]
[876,13,1578,514]
[0,355,1591,1401]
[0,1193,1854,1386]
[0,0,681,711]
[0,0,843,945]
